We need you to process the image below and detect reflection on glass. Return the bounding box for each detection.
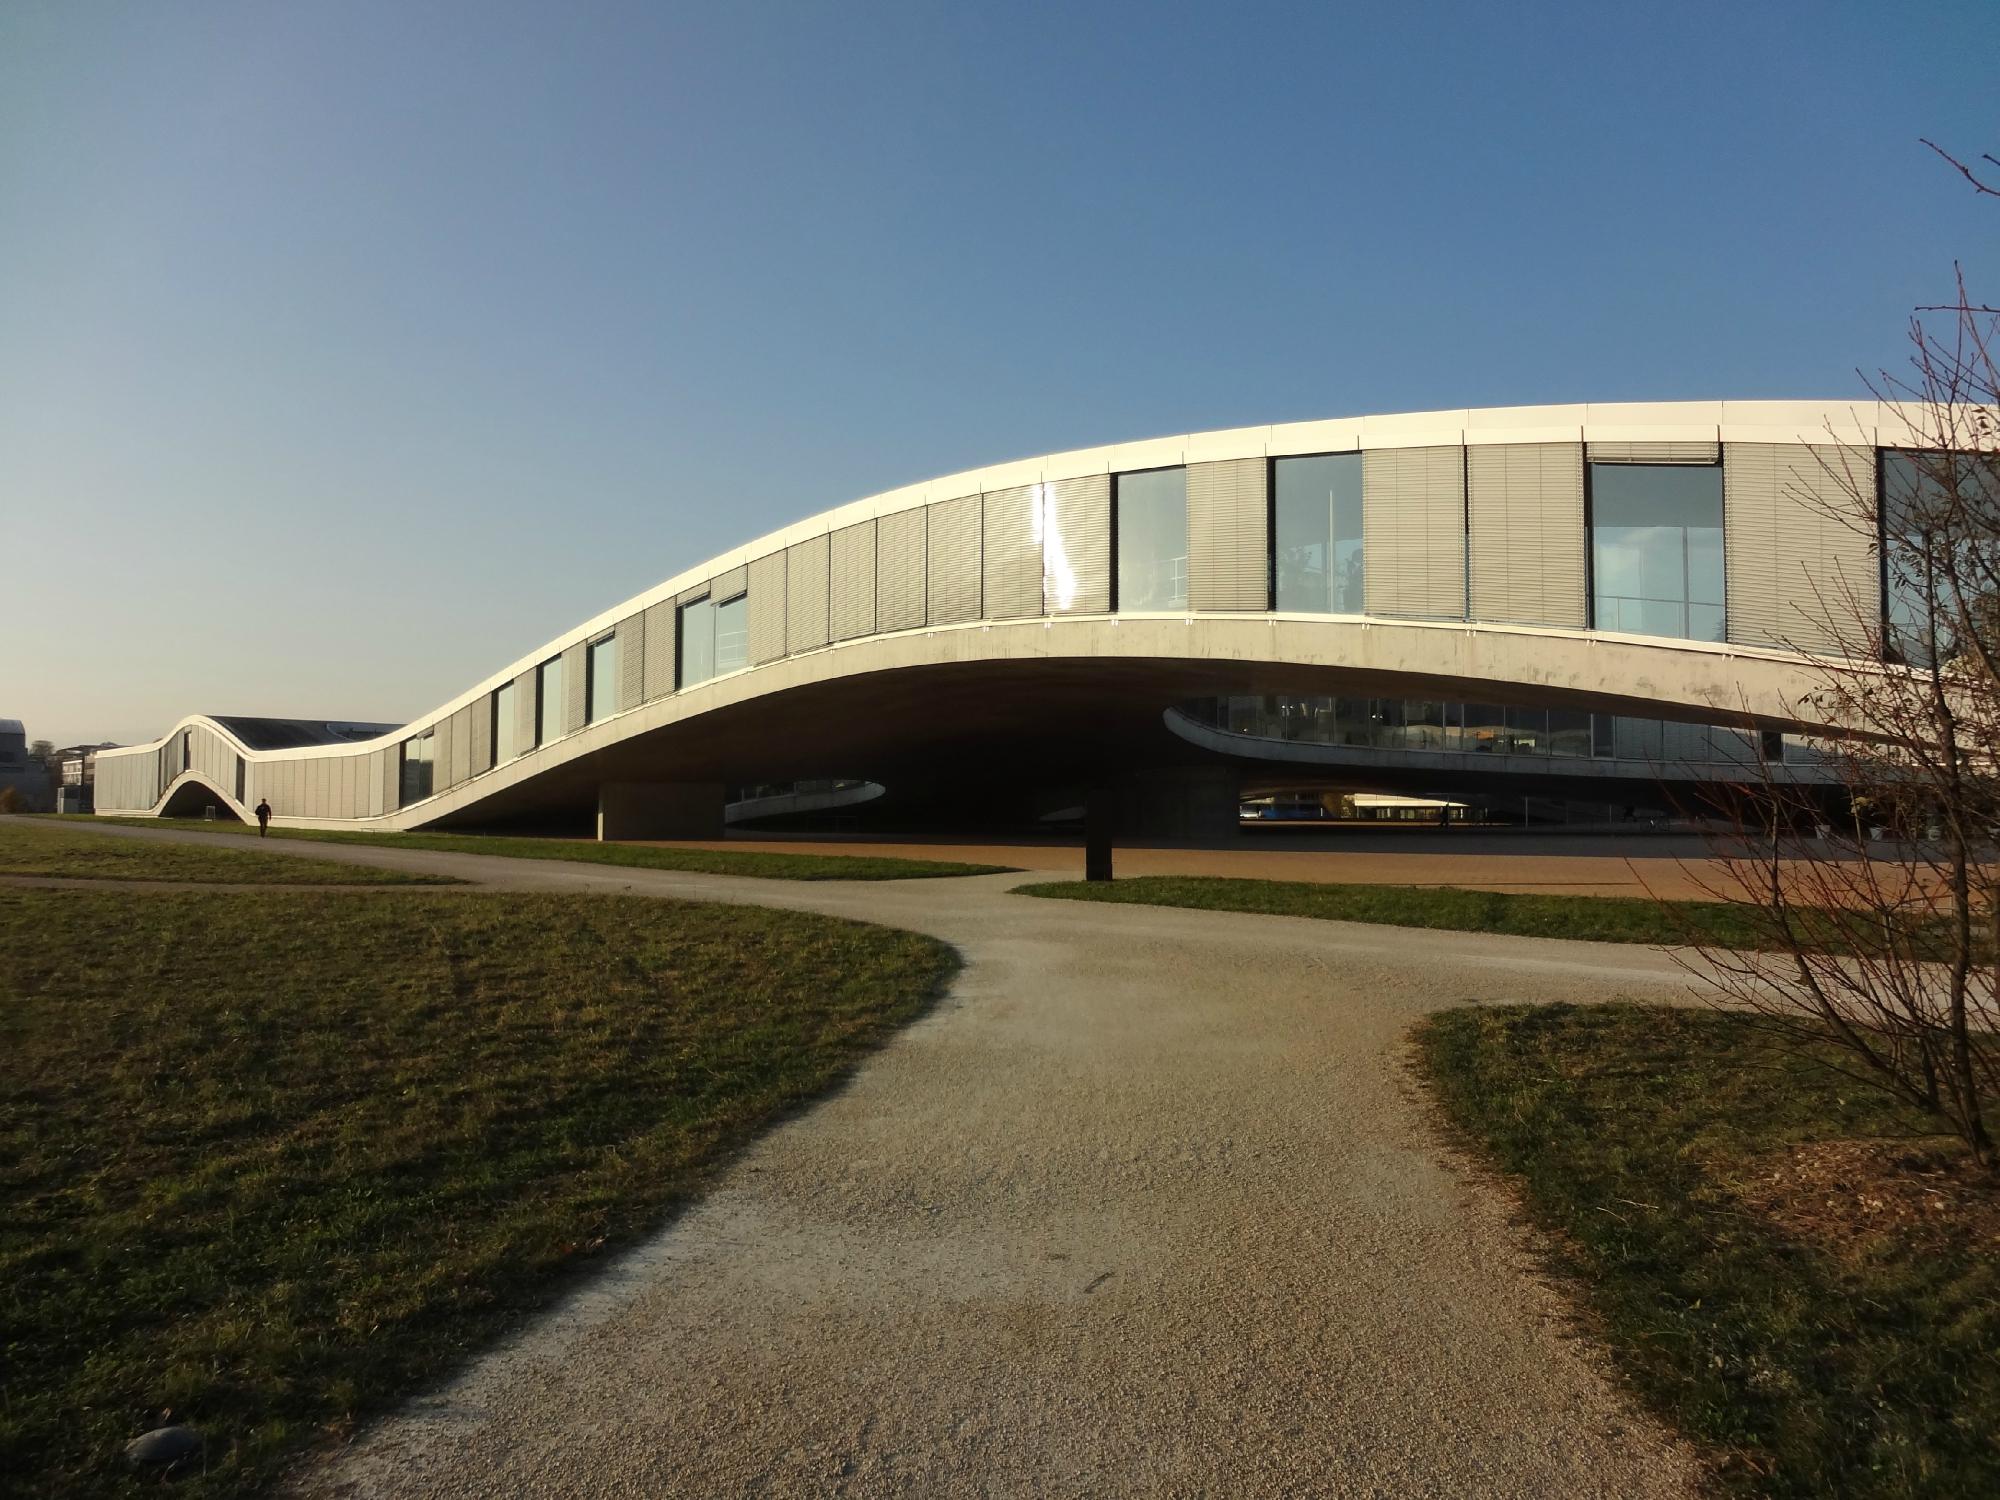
[716,596,748,674]
[679,599,716,687]
[1881,450,2000,665]
[537,656,564,745]
[588,635,619,723]
[495,681,518,763]
[399,730,434,806]
[1180,696,1791,768]
[1589,464,1725,642]
[1117,468,1188,611]
[1274,454,1364,612]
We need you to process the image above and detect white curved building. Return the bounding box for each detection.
[95,400,1932,836]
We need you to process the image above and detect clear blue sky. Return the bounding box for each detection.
[6,0,1996,747]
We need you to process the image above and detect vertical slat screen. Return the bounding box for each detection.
[433,715,456,792]
[876,507,927,631]
[1587,440,1720,465]
[617,611,645,714]
[1042,474,1111,615]
[829,520,877,640]
[513,668,538,748]
[450,705,474,785]
[748,551,788,664]
[337,755,354,817]
[786,534,830,653]
[927,494,982,624]
[562,642,586,735]
[643,600,677,699]
[381,747,399,813]
[470,693,494,774]
[981,484,1043,619]
[1724,442,1878,654]
[365,749,384,817]
[1467,442,1585,628]
[1187,457,1270,611]
[1362,445,1467,619]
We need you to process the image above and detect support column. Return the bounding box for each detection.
[597,781,726,841]
[1085,787,1115,882]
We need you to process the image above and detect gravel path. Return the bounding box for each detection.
[47,822,1707,1497]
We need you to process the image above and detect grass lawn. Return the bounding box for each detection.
[1,886,955,1498]
[0,817,455,886]
[81,816,1012,881]
[1020,874,1789,948]
[1416,1004,1999,1498]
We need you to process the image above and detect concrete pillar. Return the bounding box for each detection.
[597,781,726,841]
[1085,788,1115,882]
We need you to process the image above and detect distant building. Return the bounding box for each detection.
[0,719,55,812]
[55,743,117,814]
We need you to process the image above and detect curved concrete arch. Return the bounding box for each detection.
[92,400,1931,834]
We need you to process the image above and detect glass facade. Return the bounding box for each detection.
[587,634,618,723]
[494,680,518,763]
[1116,468,1188,611]
[1589,464,1724,641]
[1182,695,1812,766]
[399,730,434,805]
[1881,449,2000,665]
[716,595,748,675]
[537,656,564,746]
[1273,453,1364,612]
[679,598,716,687]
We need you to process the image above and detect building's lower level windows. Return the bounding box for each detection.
[1273,453,1363,612]
[399,730,434,806]
[1116,467,1188,611]
[1589,464,1724,642]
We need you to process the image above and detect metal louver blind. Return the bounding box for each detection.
[1587,440,1720,465]
[711,565,748,603]
[513,668,538,747]
[381,744,400,812]
[982,484,1043,619]
[927,494,982,624]
[876,507,927,630]
[829,520,878,640]
[451,706,474,786]
[747,551,787,664]
[786,534,830,653]
[643,601,676,699]
[432,716,456,793]
[1467,442,1585,628]
[365,749,383,817]
[1361,445,1468,619]
[470,693,494,773]
[563,642,587,735]
[1187,457,1270,611]
[1724,442,1878,654]
[617,611,646,713]
[1043,474,1111,614]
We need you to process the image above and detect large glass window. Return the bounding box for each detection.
[1590,464,1724,642]
[1274,454,1364,612]
[716,595,748,674]
[587,634,618,723]
[537,655,564,745]
[494,680,518,763]
[1116,468,1188,611]
[678,597,717,687]
[399,730,434,806]
[1881,449,2000,665]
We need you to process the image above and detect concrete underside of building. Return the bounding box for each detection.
[95,401,1944,840]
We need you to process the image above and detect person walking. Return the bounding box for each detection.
[255,797,272,837]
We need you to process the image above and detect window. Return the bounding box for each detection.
[537,656,564,745]
[494,680,518,763]
[1273,454,1364,612]
[587,634,618,724]
[678,597,716,687]
[399,730,434,806]
[1589,464,1724,642]
[716,595,748,675]
[1881,449,2000,665]
[1116,467,1188,611]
